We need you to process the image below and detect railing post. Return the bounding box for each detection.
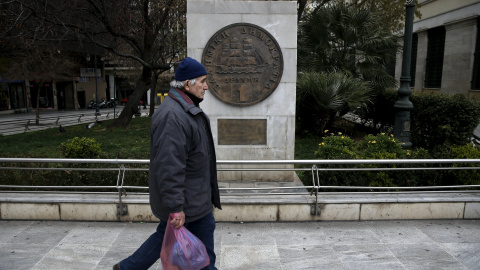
[116,164,128,218]
[24,120,30,132]
[310,165,321,216]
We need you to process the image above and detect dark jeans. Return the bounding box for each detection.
[119,212,217,270]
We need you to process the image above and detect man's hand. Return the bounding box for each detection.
[171,211,185,229]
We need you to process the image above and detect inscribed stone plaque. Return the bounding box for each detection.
[218,119,267,145]
[202,23,284,106]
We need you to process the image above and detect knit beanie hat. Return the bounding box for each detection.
[174,57,207,81]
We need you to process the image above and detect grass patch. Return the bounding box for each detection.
[2,116,327,161]
[295,133,321,160]
[0,117,151,159]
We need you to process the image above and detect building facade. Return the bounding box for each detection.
[0,56,107,114]
[0,79,29,113]
[395,0,480,97]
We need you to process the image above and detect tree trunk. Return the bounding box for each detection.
[297,0,308,22]
[149,71,160,117]
[111,66,152,128]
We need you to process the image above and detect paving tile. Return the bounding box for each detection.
[366,220,435,244]
[219,223,276,246]
[0,243,51,270]
[314,221,371,230]
[334,243,405,270]
[278,245,345,269]
[446,220,480,233]
[31,243,108,270]
[220,245,281,270]
[270,222,327,246]
[214,226,222,258]
[323,227,380,245]
[387,243,467,270]
[414,220,480,243]
[95,245,162,270]
[7,221,74,245]
[439,243,480,270]
[0,220,33,244]
[111,222,155,247]
[59,221,125,247]
[270,221,378,247]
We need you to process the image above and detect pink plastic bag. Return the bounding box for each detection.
[160,214,210,270]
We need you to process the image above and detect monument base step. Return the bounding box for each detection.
[0,192,479,222]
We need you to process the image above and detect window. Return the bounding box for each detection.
[410,33,418,87]
[424,27,446,88]
[472,17,480,90]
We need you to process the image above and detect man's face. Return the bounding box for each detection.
[185,75,208,99]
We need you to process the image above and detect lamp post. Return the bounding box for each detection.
[394,0,415,148]
[86,53,103,116]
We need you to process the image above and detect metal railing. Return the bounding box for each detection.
[1,158,480,216]
[0,109,128,136]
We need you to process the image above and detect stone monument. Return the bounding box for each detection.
[187,0,297,181]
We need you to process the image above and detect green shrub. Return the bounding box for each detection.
[356,133,405,159]
[298,132,480,190]
[355,133,403,188]
[449,144,480,186]
[61,137,102,158]
[312,132,362,188]
[410,93,480,148]
[296,72,373,135]
[315,131,357,159]
[356,90,480,149]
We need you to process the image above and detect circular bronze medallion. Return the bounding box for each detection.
[202,23,284,106]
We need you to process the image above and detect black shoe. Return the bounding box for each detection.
[113,264,119,270]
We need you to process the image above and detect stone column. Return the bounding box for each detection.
[24,79,32,112]
[441,16,477,95]
[415,30,428,91]
[73,80,79,110]
[187,0,297,181]
[52,80,58,110]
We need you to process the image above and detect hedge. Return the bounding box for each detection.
[355,90,480,149]
[296,132,480,190]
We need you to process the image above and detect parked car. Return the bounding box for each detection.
[121,97,144,105]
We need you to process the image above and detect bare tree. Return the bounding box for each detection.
[0,3,80,124]
[0,0,186,127]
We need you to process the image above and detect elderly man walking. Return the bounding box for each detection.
[114,57,221,270]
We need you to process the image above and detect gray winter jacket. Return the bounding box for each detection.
[149,88,221,223]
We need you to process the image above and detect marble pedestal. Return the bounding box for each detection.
[187,0,297,181]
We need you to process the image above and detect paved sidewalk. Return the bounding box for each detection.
[1,219,479,270]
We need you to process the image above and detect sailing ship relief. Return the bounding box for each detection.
[202,23,283,106]
[216,37,267,74]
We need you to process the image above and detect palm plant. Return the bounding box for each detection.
[298,2,399,92]
[296,72,373,134]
